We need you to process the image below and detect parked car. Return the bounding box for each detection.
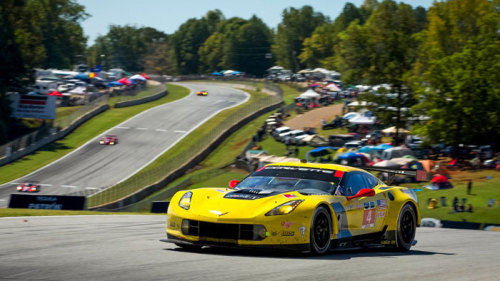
[283,130,308,145]
[272,126,291,138]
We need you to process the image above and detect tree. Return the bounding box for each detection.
[143,39,175,75]
[335,0,423,143]
[198,32,225,73]
[411,0,500,150]
[229,16,273,76]
[272,6,327,71]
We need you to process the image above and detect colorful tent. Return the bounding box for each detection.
[140,73,150,80]
[117,77,132,86]
[48,90,63,96]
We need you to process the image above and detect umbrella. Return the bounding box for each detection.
[117,77,132,86]
[325,83,341,91]
[431,174,448,183]
[382,126,410,134]
[107,81,123,87]
[211,72,222,76]
[373,143,393,150]
[130,74,146,81]
[307,146,338,157]
[337,152,364,160]
[48,90,63,96]
[358,146,375,153]
[373,160,400,168]
[342,112,360,120]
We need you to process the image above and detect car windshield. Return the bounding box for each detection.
[235,165,343,195]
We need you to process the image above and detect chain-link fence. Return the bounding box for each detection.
[87,84,283,208]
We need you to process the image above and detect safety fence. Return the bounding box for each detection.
[88,83,283,209]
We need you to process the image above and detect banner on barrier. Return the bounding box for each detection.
[9,194,86,210]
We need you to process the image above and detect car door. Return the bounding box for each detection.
[340,172,385,236]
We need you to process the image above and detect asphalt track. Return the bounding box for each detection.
[0,215,498,281]
[0,83,248,207]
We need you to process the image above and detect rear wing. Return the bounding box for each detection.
[364,167,427,185]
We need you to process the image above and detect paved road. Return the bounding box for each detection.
[0,83,248,206]
[0,215,498,281]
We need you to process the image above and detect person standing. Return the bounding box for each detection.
[467,180,472,195]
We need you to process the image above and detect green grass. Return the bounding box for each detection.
[0,84,189,184]
[56,106,81,119]
[404,170,500,224]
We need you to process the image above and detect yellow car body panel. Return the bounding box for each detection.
[166,162,420,253]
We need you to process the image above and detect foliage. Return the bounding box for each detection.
[272,6,328,72]
[88,26,167,72]
[410,0,500,149]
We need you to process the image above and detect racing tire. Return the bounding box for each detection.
[175,243,202,251]
[310,206,332,255]
[395,204,416,251]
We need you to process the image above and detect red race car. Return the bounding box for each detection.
[17,182,41,193]
[100,135,118,145]
[196,90,208,96]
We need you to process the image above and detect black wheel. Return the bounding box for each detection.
[175,243,202,251]
[310,206,332,255]
[396,204,416,251]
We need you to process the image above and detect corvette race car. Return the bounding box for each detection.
[17,182,41,193]
[165,162,420,254]
[99,135,118,145]
[196,90,208,96]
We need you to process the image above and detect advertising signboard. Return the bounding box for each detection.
[10,94,57,119]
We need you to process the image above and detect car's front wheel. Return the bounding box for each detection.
[310,206,332,255]
[395,203,416,251]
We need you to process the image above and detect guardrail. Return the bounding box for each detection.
[88,83,284,210]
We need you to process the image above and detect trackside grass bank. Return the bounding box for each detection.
[0,84,190,184]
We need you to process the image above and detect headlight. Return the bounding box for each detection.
[179,191,193,210]
[265,200,303,216]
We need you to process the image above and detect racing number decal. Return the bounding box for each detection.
[362,201,376,229]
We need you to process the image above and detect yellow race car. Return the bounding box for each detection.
[165,162,420,255]
[196,90,208,96]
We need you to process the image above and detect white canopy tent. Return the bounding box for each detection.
[299,89,320,99]
[348,115,376,125]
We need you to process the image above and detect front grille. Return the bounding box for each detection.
[181,219,264,241]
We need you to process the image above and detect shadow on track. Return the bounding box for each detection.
[162,244,454,260]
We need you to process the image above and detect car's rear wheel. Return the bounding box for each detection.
[396,204,416,251]
[310,206,332,255]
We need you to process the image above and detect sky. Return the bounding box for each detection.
[77,0,435,45]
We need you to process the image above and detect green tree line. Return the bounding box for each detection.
[1,0,499,149]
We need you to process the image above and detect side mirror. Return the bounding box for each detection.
[347,188,375,200]
[228,180,239,189]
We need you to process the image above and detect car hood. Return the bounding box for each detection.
[188,188,302,220]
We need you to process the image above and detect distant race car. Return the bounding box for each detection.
[196,91,208,96]
[99,135,118,145]
[17,182,41,193]
[165,162,421,255]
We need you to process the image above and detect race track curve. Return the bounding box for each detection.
[0,82,248,206]
[0,215,498,281]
